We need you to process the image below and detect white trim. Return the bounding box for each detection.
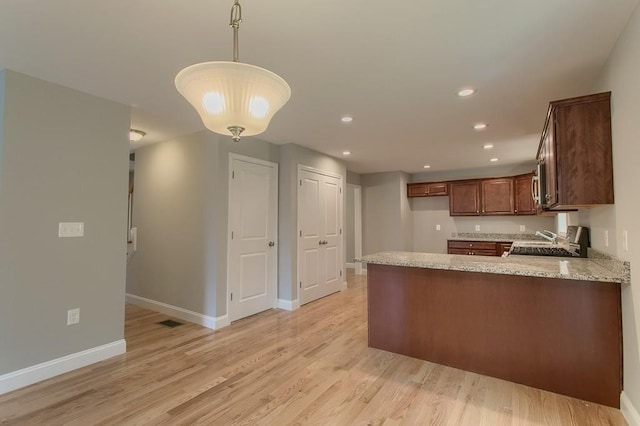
[622,391,640,426]
[126,294,229,330]
[298,164,343,179]
[0,340,126,395]
[277,298,300,311]
[346,262,356,268]
[342,281,348,291]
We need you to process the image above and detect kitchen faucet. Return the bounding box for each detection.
[535,230,559,244]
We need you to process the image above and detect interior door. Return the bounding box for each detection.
[298,168,343,306]
[320,175,342,294]
[228,155,278,322]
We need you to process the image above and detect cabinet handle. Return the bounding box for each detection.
[470,244,473,247]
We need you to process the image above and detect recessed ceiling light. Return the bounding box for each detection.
[457,88,476,97]
[474,122,488,130]
[129,129,146,142]
[423,165,431,169]
[483,144,494,149]
[342,151,351,156]
[490,158,499,162]
[341,116,353,123]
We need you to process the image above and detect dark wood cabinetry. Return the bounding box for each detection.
[407,182,448,197]
[447,240,512,256]
[514,173,536,215]
[481,178,514,215]
[537,92,614,210]
[413,172,536,216]
[448,181,480,215]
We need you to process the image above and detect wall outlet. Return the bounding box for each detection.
[67,308,80,325]
[623,230,629,252]
[436,224,441,231]
[59,222,84,238]
[475,225,480,232]
[604,230,609,247]
[520,225,526,232]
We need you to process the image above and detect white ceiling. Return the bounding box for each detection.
[1,0,637,174]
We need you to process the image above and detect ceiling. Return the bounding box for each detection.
[1,0,637,174]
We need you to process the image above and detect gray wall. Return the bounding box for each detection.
[362,164,556,255]
[412,197,555,253]
[278,144,347,301]
[361,171,413,255]
[0,70,129,374]
[126,131,280,317]
[346,185,356,262]
[578,4,640,414]
[127,139,345,315]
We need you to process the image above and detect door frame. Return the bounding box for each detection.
[351,184,363,275]
[296,164,344,305]
[226,153,279,322]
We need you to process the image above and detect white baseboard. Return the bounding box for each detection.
[622,391,640,426]
[277,298,300,311]
[0,339,126,396]
[346,262,355,268]
[126,294,229,330]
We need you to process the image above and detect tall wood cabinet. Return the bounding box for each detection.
[537,92,613,210]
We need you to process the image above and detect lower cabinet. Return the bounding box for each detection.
[447,240,512,256]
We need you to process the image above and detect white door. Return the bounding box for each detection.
[228,154,278,322]
[298,168,343,305]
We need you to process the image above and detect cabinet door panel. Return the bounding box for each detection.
[514,174,536,215]
[449,182,480,216]
[481,178,515,215]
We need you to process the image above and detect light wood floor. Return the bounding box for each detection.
[0,271,627,425]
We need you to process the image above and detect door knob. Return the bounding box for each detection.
[268,241,275,247]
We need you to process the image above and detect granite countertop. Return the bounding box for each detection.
[359,251,630,284]
[447,233,546,242]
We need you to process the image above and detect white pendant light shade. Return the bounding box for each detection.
[175,61,291,138]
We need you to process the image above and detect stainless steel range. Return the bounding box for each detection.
[510,226,589,258]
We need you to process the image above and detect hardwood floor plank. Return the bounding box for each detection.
[0,271,626,425]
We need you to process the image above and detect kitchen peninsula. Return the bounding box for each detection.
[361,251,629,408]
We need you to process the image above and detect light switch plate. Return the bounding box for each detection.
[623,230,629,252]
[604,230,609,247]
[436,224,441,231]
[59,222,84,237]
[67,308,80,325]
[520,225,526,232]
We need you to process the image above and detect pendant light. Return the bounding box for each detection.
[175,0,291,142]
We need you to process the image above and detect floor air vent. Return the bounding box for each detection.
[157,319,184,328]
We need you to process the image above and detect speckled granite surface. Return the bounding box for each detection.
[359,251,629,284]
[448,233,546,242]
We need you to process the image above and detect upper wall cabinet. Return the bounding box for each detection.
[407,182,448,197]
[481,178,514,215]
[449,181,481,215]
[514,173,537,215]
[537,92,614,210]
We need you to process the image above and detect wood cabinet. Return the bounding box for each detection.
[448,181,480,215]
[407,182,448,197]
[447,240,511,256]
[414,172,536,216]
[514,173,536,215]
[481,178,514,215]
[537,92,614,210]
